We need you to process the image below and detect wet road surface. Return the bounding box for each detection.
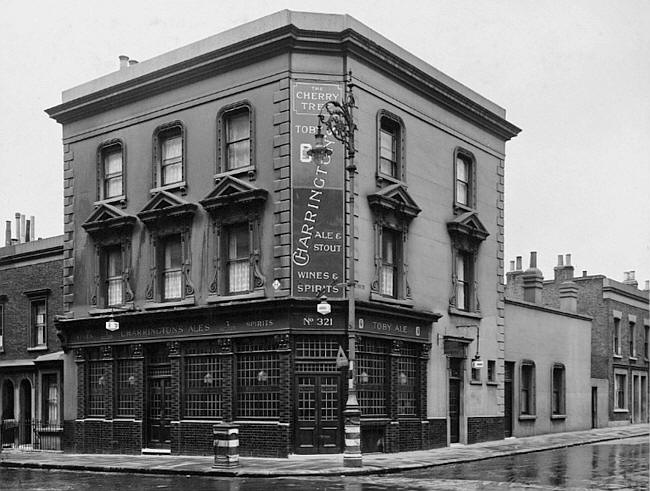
[0,436,647,490]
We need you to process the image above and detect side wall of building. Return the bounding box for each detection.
[505,300,592,437]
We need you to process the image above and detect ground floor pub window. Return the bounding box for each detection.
[397,344,418,416]
[86,348,106,417]
[184,341,223,418]
[357,338,388,417]
[115,347,136,418]
[236,337,279,419]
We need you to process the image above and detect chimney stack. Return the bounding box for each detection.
[505,255,526,299]
[4,221,11,246]
[559,281,578,312]
[623,271,638,288]
[523,251,544,304]
[119,55,130,70]
[554,253,574,282]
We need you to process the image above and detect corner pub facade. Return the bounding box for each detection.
[46,11,520,456]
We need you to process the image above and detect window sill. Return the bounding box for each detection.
[613,354,622,359]
[88,304,135,316]
[231,420,282,425]
[375,173,403,186]
[360,417,391,423]
[150,181,187,195]
[551,414,566,420]
[518,414,537,421]
[454,203,476,214]
[207,290,265,304]
[214,165,256,182]
[27,346,48,352]
[629,357,637,362]
[486,381,498,386]
[613,408,629,413]
[143,297,195,310]
[94,196,127,208]
[469,380,482,385]
[448,307,483,319]
[369,292,413,308]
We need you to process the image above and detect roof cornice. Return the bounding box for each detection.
[46,23,520,140]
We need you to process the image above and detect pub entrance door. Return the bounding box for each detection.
[145,345,172,449]
[448,358,463,444]
[295,374,342,454]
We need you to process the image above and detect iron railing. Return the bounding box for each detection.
[1,419,63,451]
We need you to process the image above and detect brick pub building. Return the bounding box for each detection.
[47,11,519,456]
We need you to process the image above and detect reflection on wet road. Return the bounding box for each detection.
[0,436,647,490]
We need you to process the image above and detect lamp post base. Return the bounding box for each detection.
[343,406,362,467]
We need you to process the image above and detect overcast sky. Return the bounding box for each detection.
[1,0,648,286]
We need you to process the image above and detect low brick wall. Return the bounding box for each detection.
[467,416,504,444]
[238,423,290,457]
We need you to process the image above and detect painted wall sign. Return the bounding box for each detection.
[291,81,345,299]
[354,314,431,341]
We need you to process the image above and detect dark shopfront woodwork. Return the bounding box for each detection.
[448,357,463,444]
[64,302,437,455]
[504,361,515,438]
[146,344,172,449]
[295,374,342,454]
[294,336,343,454]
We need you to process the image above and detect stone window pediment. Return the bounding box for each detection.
[82,203,136,237]
[199,175,267,216]
[446,211,489,250]
[367,183,421,221]
[137,190,197,227]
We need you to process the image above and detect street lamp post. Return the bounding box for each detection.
[307,73,361,467]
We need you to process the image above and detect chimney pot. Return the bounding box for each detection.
[119,55,130,69]
[645,280,649,291]
[516,256,522,271]
[565,254,571,266]
[20,214,26,243]
[582,270,587,277]
[509,260,515,272]
[128,59,139,66]
[529,251,538,269]
[557,255,564,266]
[15,213,20,243]
[4,221,11,247]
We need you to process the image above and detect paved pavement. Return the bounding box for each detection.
[0,424,647,477]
